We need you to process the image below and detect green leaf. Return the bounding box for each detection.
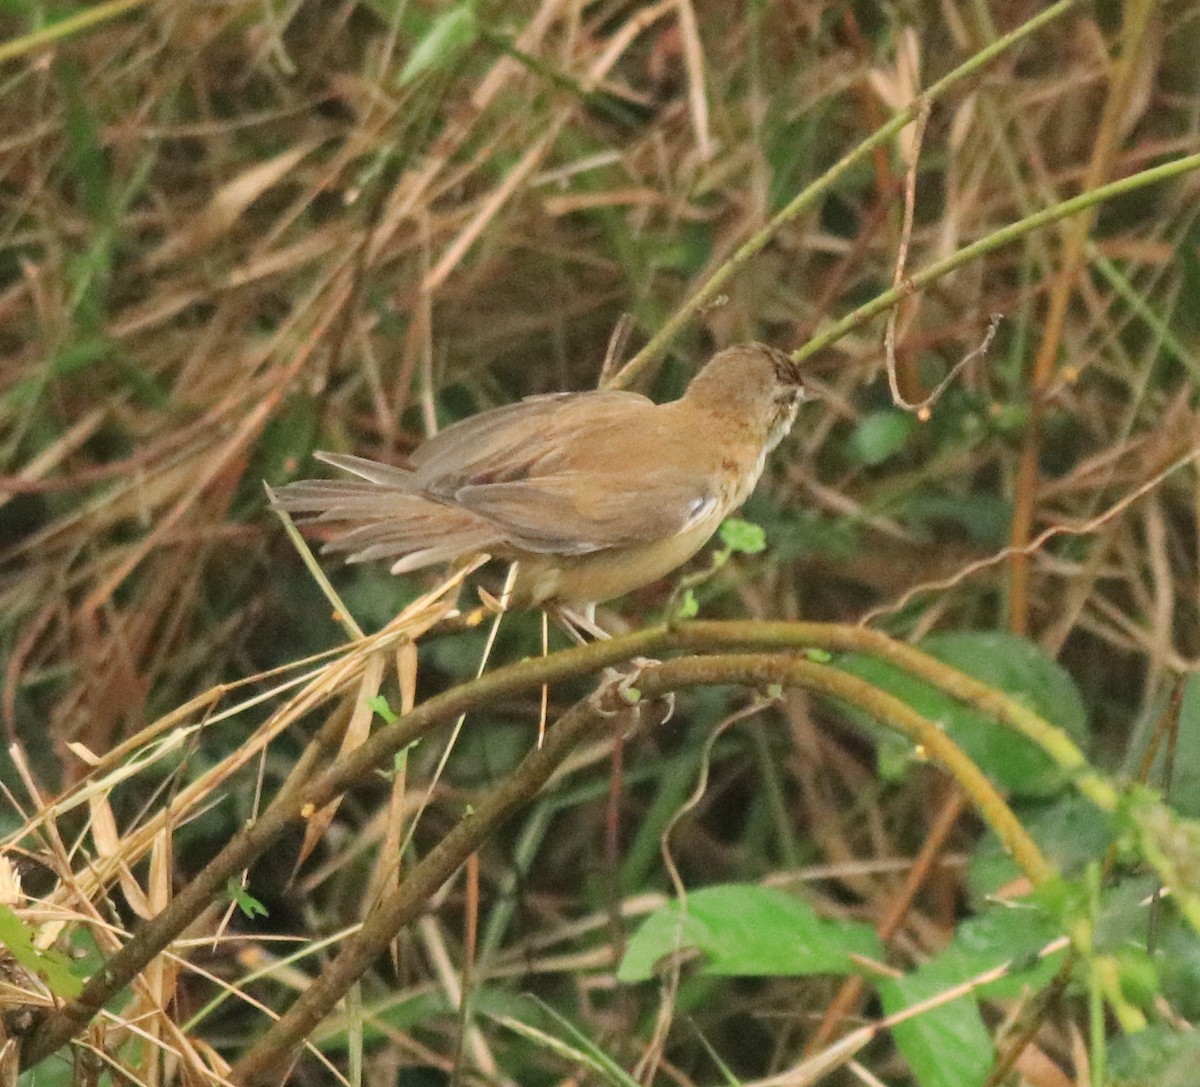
[397,4,477,86]
[718,518,766,555]
[847,409,915,466]
[1150,674,1200,817]
[0,903,83,999]
[59,58,110,221]
[881,900,1067,1087]
[673,588,700,620]
[879,966,994,1087]
[618,884,882,982]
[489,996,642,1087]
[368,694,398,724]
[968,795,1115,897]
[1109,1025,1200,1087]
[1157,916,1200,1019]
[49,336,115,376]
[904,490,1012,547]
[1115,946,1160,1011]
[929,903,1064,1001]
[225,878,268,919]
[838,631,1089,797]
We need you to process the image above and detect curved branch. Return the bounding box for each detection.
[229,652,1053,1086]
[19,617,1118,1069]
[668,621,1115,808]
[230,694,619,1086]
[20,628,670,1067]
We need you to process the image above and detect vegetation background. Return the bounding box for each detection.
[2,0,1200,1085]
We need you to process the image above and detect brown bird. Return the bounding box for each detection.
[271,343,806,618]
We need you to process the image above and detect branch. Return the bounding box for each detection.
[22,617,1174,1069]
[608,0,1080,387]
[229,651,1054,1085]
[20,628,670,1067]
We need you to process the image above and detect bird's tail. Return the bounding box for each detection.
[270,453,500,574]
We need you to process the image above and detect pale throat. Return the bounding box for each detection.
[768,396,802,451]
[735,396,800,504]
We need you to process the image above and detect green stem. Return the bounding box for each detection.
[228,652,1054,1085]
[26,618,1197,1069]
[0,0,153,66]
[611,0,1081,387]
[671,621,1117,809]
[793,151,1200,364]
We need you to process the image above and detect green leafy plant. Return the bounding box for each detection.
[0,904,82,1000]
[225,879,269,921]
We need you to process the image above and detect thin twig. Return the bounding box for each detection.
[860,445,1200,627]
[229,654,1053,1084]
[883,97,931,410]
[609,0,1081,388]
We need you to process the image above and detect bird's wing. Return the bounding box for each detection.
[455,471,720,553]
[409,389,651,491]
[277,387,719,562]
[402,390,716,553]
[304,392,646,491]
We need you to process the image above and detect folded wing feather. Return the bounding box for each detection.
[271,387,718,571]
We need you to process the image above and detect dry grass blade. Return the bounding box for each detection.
[4,0,1200,1083]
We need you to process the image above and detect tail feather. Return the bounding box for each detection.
[389,542,494,574]
[314,451,418,488]
[271,472,500,572]
[270,479,389,517]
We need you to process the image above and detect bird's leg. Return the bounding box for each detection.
[548,604,619,713]
[552,602,609,644]
[552,603,640,710]
[547,605,673,722]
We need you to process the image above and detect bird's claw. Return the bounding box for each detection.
[589,657,674,723]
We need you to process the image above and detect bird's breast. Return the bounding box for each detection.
[513,498,729,608]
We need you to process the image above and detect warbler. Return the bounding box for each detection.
[272,343,806,610]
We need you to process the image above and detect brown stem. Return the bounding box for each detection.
[21,694,354,1064]
[230,694,624,1086]
[228,654,1053,1085]
[806,789,967,1053]
[20,630,667,1068]
[1006,0,1159,633]
[608,2,1081,389]
[982,962,1073,1087]
[22,620,1072,1070]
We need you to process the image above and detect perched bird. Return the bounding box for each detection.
[271,343,806,615]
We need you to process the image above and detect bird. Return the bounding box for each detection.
[271,343,807,623]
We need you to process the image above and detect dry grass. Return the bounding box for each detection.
[2,0,1200,1084]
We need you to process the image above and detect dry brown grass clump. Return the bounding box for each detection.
[2,1,1200,1084]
